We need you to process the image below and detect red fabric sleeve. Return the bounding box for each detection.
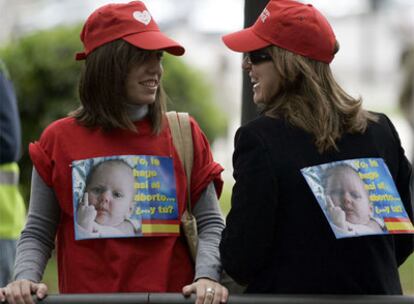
[28,121,59,188]
[29,141,53,187]
[189,117,224,207]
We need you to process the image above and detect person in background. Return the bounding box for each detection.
[0,60,26,288]
[0,2,228,304]
[220,0,413,294]
[399,46,414,163]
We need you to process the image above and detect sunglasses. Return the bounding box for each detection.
[246,50,272,65]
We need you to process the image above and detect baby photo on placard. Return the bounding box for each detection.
[301,158,414,238]
[72,155,180,240]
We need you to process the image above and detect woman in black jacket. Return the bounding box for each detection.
[220,0,414,295]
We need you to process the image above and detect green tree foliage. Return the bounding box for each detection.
[163,56,228,142]
[1,25,227,202]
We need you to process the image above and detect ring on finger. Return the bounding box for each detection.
[206,287,215,294]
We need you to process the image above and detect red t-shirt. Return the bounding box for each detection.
[29,115,223,293]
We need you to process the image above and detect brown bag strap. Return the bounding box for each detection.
[166,111,193,212]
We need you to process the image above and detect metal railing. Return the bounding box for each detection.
[7,293,414,304]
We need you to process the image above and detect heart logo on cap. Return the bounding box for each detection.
[133,10,151,25]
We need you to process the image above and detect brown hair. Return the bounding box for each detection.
[70,39,166,133]
[263,42,378,153]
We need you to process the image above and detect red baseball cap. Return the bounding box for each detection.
[222,0,336,63]
[76,1,185,60]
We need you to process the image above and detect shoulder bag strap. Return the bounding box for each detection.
[166,111,193,212]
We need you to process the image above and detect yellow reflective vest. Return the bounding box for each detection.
[0,162,25,239]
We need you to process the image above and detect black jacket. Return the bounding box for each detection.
[220,113,413,294]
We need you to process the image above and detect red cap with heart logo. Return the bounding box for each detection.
[222,0,336,63]
[75,1,185,60]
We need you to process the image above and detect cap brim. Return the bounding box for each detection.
[123,31,185,56]
[222,27,270,53]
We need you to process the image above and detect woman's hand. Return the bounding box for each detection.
[0,279,47,304]
[182,278,228,304]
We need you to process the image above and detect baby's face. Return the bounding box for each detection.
[86,162,135,226]
[326,168,371,225]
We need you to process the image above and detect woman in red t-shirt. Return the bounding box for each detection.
[0,2,228,304]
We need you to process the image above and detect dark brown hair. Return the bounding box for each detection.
[263,42,378,153]
[70,39,166,133]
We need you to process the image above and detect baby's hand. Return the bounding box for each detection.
[76,193,97,232]
[326,196,348,229]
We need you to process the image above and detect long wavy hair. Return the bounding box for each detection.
[262,42,378,153]
[70,39,166,134]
